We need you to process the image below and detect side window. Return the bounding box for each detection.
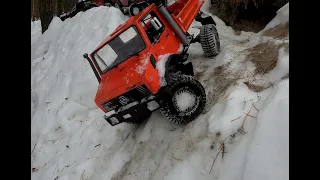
[140,11,164,44]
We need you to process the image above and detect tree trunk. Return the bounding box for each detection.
[39,0,54,33]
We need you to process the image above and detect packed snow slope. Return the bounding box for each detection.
[31,4,289,180]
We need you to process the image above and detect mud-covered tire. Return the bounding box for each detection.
[124,111,152,124]
[159,74,206,124]
[199,24,220,57]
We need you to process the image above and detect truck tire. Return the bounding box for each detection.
[114,1,124,13]
[159,74,206,124]
[199,24,220,57]
[124,111,152,124]
[129,3,143,16]
[104,2,112,7]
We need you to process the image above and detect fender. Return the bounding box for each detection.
[164,54,194,80]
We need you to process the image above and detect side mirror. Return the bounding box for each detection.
[83,53,101,83]
[151,17,162,31]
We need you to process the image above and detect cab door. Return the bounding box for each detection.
[139,10,181,58]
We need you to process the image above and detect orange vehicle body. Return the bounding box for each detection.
[92,0,105,6]
[86,0,205,122]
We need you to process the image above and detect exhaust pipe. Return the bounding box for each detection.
[157,4,189,46]
[83,53,101,83]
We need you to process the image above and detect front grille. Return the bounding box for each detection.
[102,85,152,112]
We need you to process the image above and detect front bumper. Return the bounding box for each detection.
[103,97,159,126]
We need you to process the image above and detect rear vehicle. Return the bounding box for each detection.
[60,0,97,21]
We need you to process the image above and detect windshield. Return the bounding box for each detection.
[93,26,146,73]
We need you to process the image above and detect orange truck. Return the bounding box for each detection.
[83,0,220,126]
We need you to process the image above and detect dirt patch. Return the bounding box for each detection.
[243,82,265,92]
[246,42,283,74]
[263,23,289,39]
[213,64,227,76]
[195,71,204,80]
[203,62,242,109]
[232,19,269,33]
[210,0,289,32]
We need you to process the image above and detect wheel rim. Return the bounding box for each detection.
[133,7,140,15]
[173,87,199,116]
[114,3,120,9]
[105,3,111,7]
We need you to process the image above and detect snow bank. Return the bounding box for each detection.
[268,47,289,83]
[31,7,128,180]
[243,79,289,180]
[262,2,289,31]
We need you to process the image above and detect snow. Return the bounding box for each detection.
[136,58,149,75]
[156,54,172,87]
[32,3,288,180]
[167,0,177,6]
[201,0,212,12]
[243,79,289,180]
[178,43,184,53]
[175,91,196,111]
[262,2,289,31]
[31,20,42,47]
[268,47,289,83]
[147,100,160,111]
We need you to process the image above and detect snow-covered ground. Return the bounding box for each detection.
[31,19,42,47]
[31,3,289,180]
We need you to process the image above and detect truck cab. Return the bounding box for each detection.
[84,0,220,126]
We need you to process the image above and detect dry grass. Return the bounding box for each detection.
[263,23,289,39]
[247,42,283,74]
[243,82,265,92]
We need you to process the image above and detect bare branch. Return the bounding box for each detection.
[209,146,223,174]
[251,102,260,111]
[169,154,183,161]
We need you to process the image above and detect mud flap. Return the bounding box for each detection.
[181,62,194,76]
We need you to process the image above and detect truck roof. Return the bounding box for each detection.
[92,4,156,53]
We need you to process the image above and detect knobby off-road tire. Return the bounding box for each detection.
[104,2,112,7]
[200,24,220,57]
[159,74,206,124]
[129,3,143,16]
[114,1,125,14]
[124,111,152,124]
